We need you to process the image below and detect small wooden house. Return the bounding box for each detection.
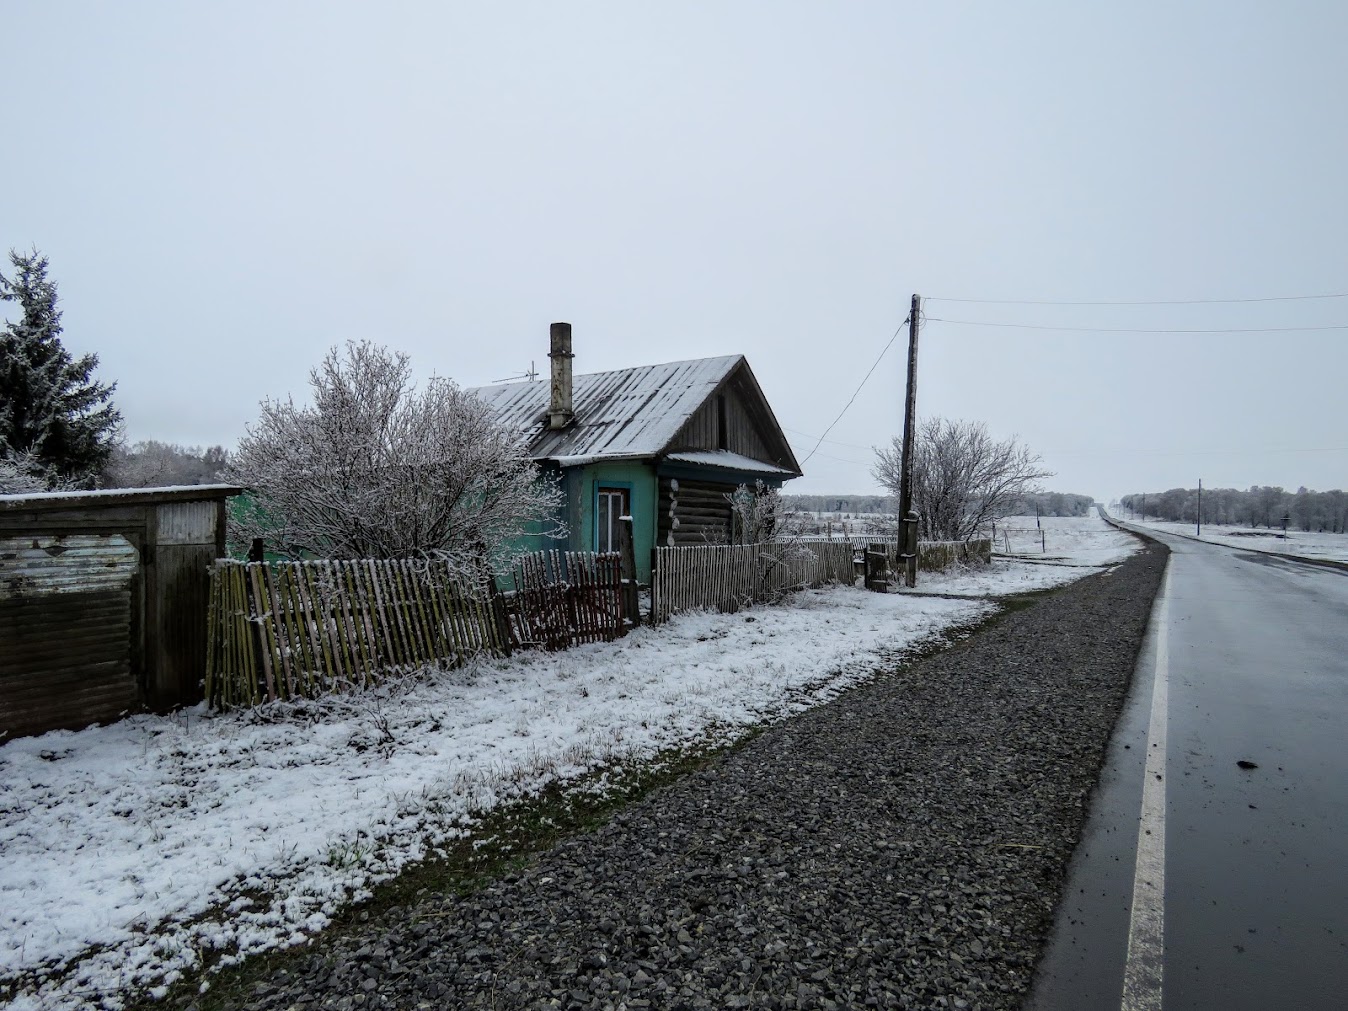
[472,323,802,581]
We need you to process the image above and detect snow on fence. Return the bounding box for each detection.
[862,537,994,573]
[650,541,856,623]
[507,549,627,650]
[204,550,632,708]
[204,559,506,707]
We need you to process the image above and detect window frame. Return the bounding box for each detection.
[594,482,633,554]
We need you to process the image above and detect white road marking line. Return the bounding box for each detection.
[1121,562,1170,1011]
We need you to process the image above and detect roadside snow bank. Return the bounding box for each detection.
[3,588,987,1008]
[0,514,1138,1009]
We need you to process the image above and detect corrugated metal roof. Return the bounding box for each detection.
[472,355,743,461]
[663,450,797,476]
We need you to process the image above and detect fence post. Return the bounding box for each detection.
[618,515,640,627]
[475,542,513,655]
[902,511,919,588]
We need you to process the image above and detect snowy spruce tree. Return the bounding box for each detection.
[0,249,122,488]
[228,340,564,572]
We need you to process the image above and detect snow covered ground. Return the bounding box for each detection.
[912,512,1140,596]
[1112,514,1348,563]
[0,514,1140,1010]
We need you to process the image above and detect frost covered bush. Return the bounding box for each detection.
[873,417,1052,542]
[228,340,563,572]
[0,448,65,494]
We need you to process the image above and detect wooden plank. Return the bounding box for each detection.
[246,564,277,703]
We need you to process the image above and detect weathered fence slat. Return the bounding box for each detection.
[207,549,632,707]
[649,540,858,623]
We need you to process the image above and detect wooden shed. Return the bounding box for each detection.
[0,484,241,740]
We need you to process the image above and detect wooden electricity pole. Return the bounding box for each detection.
[898,294,921,587]
[1197,478,1202,537]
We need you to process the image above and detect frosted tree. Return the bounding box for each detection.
[0,249,122,486]
[873,417,1053,541]
[105,441,231,488]
[0,449,72,494]
[725,480,804,544]
[227,340,564,572]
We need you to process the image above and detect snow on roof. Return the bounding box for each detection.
[471,355,744,462]
[0,484,244,510]
[663,450,797,477]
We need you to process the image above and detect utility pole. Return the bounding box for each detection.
[1196,479,1202,537]
[898,294,921,588]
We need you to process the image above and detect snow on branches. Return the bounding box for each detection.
[227,341,563,574]
[0,248,122,486]
[873,417,1053,542]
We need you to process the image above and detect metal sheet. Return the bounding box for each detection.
[0,534,139,597]
[472,355,743,461]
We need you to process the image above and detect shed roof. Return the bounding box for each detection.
[0,484,244,512]
[471,355,745,462]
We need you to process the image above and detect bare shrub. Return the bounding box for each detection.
[228,340,564,573]
[873,417,1053,541]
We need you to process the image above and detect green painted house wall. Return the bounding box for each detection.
[502,461,657,581]
[573,461,657,581]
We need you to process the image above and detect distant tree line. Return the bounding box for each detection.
[1002,491,1094,517]
[1121,486,1348,533]
[782,490,1093,520]
[781,494,894,516]
[104,441,231,488]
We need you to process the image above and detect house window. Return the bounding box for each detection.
[716,394,728,450]
[596,486,631,554]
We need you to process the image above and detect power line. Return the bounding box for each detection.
[926,292,1348,306]
[925,317,1348,334]
[783,426,875,453]
[799,319,908,466]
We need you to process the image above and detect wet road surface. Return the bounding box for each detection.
[1028,527,1348,1010]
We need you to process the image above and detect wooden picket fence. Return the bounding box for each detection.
[650,540,855,623]
[863,537,994,573]
[204,559,507,707]
[507,550,626,650]
[204,548,633,708]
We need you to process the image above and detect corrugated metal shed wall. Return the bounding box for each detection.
[0,534,141,738]
[0,486,238,740]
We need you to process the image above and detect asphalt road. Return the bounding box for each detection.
[1028,526,1348,1010]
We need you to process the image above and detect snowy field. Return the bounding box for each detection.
[0,514,1140,1010]
[1113,514,1348,563]
[912,512,1140,596]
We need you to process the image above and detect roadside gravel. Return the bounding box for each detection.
[220,539,1166,1011]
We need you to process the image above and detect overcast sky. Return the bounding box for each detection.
[5,2,1345,502]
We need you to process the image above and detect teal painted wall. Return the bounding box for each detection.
[573,461,658,581]
[498,462,656,582]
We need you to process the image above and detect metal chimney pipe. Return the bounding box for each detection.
[547,322,574,430]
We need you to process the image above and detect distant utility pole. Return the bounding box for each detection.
[898,294,921,588]
[1197,479,1202,536]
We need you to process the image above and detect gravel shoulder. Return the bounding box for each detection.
[175,540,1167,1011]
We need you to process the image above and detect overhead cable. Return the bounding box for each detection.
[799,318,907,465]
[926,292,1348,306]
[925,317,1348,334]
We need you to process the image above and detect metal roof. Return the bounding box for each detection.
[471,355,745,462]
[663,450,797,477]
